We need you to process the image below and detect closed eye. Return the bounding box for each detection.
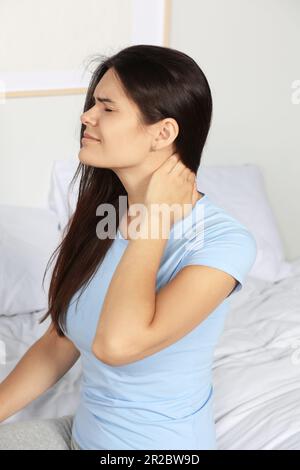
[91,97,113,112]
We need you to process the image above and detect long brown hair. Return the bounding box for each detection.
[39,44,213,337]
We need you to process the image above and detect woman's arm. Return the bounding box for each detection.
[92,239,237,367]
[92,214,168,363]
[92,154,204,365]
[0,322,80,423]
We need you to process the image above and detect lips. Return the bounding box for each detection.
[83,132,101,141]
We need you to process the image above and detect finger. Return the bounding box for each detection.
[191,178,198,203]
[189,174,196,192]
[165,154,181,173]
[168,153,179,164]
[181,168,194,181]
[181,167,192,180]
[153,153,177,174]
[170,159,187,175]
[192,184,198,205]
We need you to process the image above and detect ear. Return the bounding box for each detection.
[152,118,179,150]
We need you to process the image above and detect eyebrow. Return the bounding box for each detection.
[93,94,117,105]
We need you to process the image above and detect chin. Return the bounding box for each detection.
[78,148,96,162]
[78,149,106,168]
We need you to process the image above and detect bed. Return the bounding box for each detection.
[1,160,299,450]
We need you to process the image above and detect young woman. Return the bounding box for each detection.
[0,45,257,450]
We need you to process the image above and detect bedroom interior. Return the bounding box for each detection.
[0,0,299,450]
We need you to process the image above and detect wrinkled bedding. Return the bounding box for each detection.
[1,258,299,449]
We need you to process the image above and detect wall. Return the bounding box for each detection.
[170,0,300,260]
[1,0,299,260]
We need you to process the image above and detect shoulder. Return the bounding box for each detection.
[177,197,257,296]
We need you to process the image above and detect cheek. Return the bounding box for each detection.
[117,125,146,149]
[101,116,147,155]
[109,116,138,140]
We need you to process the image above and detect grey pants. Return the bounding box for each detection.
[0,414,81,450]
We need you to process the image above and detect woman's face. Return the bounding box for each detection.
[79,67,155,170]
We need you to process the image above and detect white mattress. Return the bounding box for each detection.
[1,257,300,450]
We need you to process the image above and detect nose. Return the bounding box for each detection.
[80,109,97,126]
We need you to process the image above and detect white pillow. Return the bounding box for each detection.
[47,160,292,283]
[197,164,293,282]
[0,206,61,315]
[48,159,80,232]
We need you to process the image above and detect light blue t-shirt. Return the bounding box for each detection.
[63,193,257,450]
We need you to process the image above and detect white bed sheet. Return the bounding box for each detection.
[0,258,299,449]
[213,257,300,450]
[0,312,81,424]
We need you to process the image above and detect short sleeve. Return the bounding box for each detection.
[177,225,257,298]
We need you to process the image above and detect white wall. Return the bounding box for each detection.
[0,0,167,209]
[0,0,132,206]
[170,0,300,261]
[0,92,82,207]
[1,0,299,261]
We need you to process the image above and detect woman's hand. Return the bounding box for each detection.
[142,152,199,228]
